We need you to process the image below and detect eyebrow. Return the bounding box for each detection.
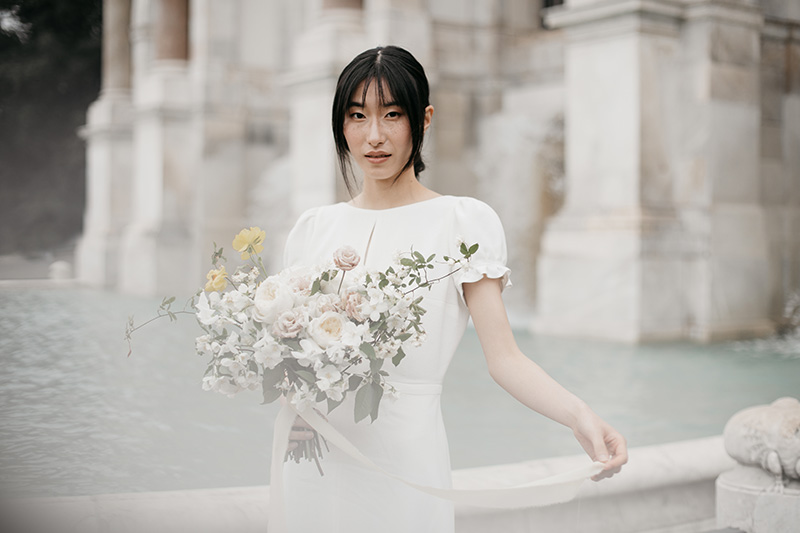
[347,100,400,108]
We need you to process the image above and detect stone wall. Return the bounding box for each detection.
[77,0,800,340]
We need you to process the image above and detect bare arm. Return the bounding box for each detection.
[463,277,628,480]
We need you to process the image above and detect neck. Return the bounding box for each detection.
[353,168,438,209]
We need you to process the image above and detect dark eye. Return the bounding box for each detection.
[350,112,366,119]
[386,111,402,118]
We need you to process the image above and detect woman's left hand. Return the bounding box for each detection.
[572,408,628,481]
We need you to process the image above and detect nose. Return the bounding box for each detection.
[366,117,385,146]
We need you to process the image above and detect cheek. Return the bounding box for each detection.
[343,123,361,149]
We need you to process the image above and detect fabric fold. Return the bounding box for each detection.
[268,402,603,532]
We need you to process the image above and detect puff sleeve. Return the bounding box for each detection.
[450,197,512,304]
[282,207,319,269]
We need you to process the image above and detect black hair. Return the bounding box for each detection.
[332,46,431,196]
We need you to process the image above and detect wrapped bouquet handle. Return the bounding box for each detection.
[268,401,604,532]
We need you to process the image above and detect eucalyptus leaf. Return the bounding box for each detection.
[468,243,479,255]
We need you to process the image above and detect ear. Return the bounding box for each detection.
[423,105,434,133]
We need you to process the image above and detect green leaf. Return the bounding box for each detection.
[348,374,363,391]
[360,342,376,360]
[311,280,321,295]
[327,397,344,413]
[282,338,302,351]
[354,381,383,423]
[400,257,415,267]
[413,251,425,262]
[427,254,435,262]
[468,243,479,255]
[321,272,329,281]
[460,242,469,255]
[392,346,406,366]
[369,358,383,373]
[294,369,316,384]
[261,369,285,404]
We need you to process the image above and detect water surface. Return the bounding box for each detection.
[1,286,797,498]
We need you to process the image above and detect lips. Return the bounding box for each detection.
[365,152,391,164]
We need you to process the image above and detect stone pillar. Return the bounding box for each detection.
[118,0,194,295]
[680,0,772,340]
[188,0,253,275]
[285,0,368,218]
[535,0,773,342]
[760,14,800,319]
[75,0,134,288]
[534,0,688,342]
[155,0,188,60]
[364,0,432,67]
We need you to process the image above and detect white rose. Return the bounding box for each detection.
[308,311,347,348]
[307,293,339,318]
[280,266,317,297]
[253,276,294,324]
[333,246,361,271]
[272,309,306,339]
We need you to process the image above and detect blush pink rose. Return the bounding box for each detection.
[342,289,365,322]
[333,246,360,272]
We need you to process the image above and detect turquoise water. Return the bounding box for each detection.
[0,286,798,498]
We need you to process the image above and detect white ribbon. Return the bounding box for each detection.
[268,401,604,532]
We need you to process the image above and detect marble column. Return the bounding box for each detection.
[535,0,773,342]
[118,0,194,295]
[680,0,772,340]
[75,0,134,288]
[534,0,688,342]
[285,0,368,218]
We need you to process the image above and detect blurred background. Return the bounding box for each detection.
[0,0,798,510]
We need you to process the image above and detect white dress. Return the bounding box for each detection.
[280,195,511,533]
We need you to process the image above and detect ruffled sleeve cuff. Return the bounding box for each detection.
[450,197,513,306]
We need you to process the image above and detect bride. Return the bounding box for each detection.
[277,45,627,532]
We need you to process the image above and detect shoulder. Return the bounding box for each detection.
[288,203,344,234]
[446,196,504,227]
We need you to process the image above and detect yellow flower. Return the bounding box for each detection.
[205,265,228,292]
[232,227,266,260]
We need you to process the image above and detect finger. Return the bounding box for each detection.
[289,429,315,441]
[590,436,610,463]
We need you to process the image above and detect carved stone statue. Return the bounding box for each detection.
[723,397,800,480]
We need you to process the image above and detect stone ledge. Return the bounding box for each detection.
[0,436,736,533]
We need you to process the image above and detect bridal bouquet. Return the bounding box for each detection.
[126,226,478,471]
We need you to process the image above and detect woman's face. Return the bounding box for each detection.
[343,80,416,183]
